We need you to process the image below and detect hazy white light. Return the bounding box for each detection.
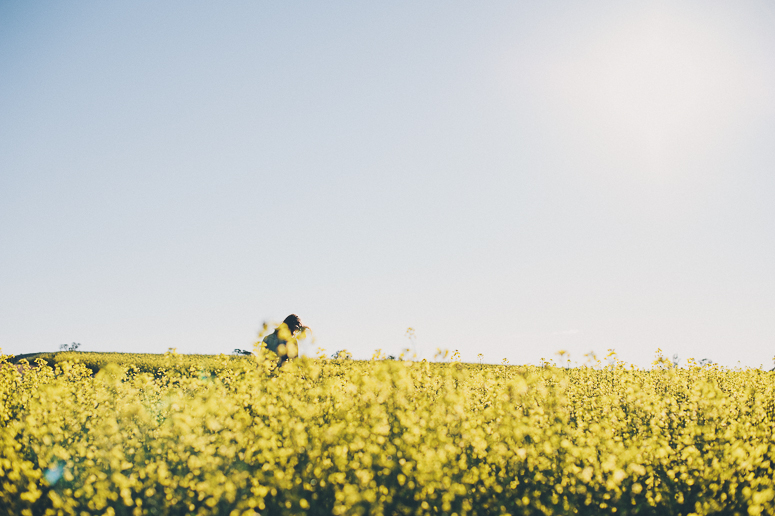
[543,6,772,177]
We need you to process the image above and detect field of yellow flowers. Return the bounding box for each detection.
[1,350,774,516]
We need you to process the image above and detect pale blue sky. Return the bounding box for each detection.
[2,1,774,367]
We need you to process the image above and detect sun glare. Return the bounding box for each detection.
[544,6,770,176]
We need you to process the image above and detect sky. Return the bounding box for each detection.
[2,1,774,368]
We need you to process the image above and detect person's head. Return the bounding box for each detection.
[282,314,307,334]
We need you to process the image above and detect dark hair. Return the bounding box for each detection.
[282,314,307,334]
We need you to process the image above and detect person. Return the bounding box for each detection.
[262,314,308,366]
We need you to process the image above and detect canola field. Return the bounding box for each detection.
[1,351,774,516]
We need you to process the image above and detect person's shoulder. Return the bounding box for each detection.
[263,332,280,349]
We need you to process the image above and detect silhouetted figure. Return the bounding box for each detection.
[262,314,308,366]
